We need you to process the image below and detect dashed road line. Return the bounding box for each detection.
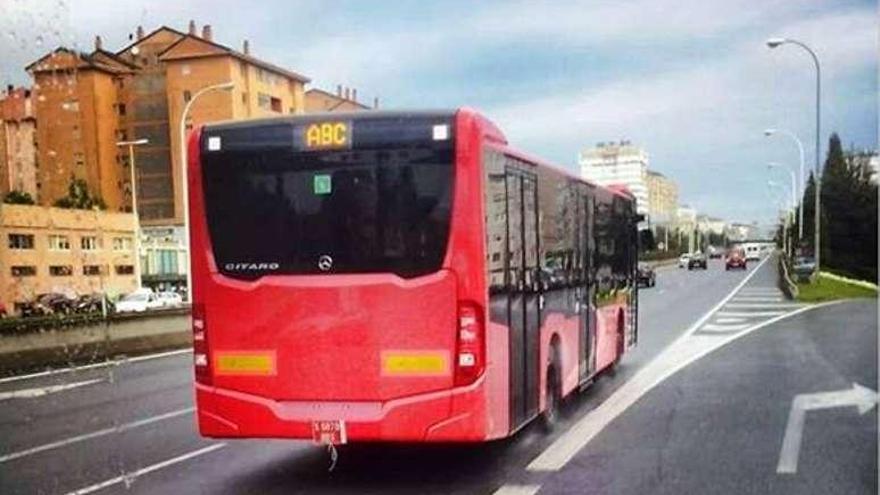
[0,407,194,464]
[0,349,193,385]
[64,443,226,495]
[0,378,104,401]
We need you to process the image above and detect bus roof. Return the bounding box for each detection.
[199,108,635,203]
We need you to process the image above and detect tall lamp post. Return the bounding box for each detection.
[116,138,149,289]
[179,81,235,301]
[767,162,797,209]
[766,37,821,273]
[767,180,794,256]
[764,128,805,240]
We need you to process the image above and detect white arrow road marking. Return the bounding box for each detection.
[776,383,878,474]
[65,443,226,495]
[0,378,104,400]
[0,407,194,463]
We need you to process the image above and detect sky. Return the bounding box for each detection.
[1,0,877,226]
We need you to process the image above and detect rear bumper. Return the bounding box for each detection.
[195,379,490,442]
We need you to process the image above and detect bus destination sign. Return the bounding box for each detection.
[301,121,351,150]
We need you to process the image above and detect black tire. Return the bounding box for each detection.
[540,363,562,433]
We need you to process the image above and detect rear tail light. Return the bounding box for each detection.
[192,303,212,385]
[454,302,485,387]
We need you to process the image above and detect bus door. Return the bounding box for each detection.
[506,169,541,428]
[579,193,597,381]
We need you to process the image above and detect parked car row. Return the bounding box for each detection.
[10,288,185,318]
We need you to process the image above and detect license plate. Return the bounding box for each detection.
[311,420,347,445]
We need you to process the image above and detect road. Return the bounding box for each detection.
[0,255,874,494]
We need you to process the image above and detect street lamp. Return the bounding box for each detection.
[179,81,235,301]
[767,180,793,255]
[767,162,797,209]
[766,37,821,272]
[116,138,149,289]
[764,128,805,240]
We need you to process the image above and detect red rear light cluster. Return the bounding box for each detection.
[192,303,212,385]
[454,302,485,387]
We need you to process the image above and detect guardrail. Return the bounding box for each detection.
[0,306,190,336]
[0,309,192,375]
[778,253,799,300]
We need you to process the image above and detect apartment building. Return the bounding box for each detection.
[27,47,135,214]
[645,170,678,225]
[579,141,649,218]
[0,86,38,199]
[305,86,372,113]
[27,22,311,227]
[0,204,137,312]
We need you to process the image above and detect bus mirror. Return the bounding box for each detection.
[635,213,646,223]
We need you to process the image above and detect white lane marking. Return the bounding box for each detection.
[526,254,772,472]
[65,443,226,495]
[0,378,104,400]
[0,407,194,464]
[777,384,878,474]
[700,323,752,332]
[0,348,193,385]
[492,484,542,495]
[715,317,747,324]
[725,303,803,309]
[731,297,785,302]
[716,311,787,318]
[527,300,840,472]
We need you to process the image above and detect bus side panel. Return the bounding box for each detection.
[438,111,498,440]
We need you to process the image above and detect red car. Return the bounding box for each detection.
[725,248,747,270]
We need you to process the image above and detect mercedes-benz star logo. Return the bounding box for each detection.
[317,255,333,272]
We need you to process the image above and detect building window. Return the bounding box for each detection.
[181,64,190,75]
[117,103,126,116]
[83,265,104,276]
[50,265,73,276]
[63,100,79,112]
[113,237,133,251]
[8,233,34,249]
[270,96,282,113]
[257,92,271,109]
[241,92,248,105]
[49,235,70,251]
[81,236,101,251]
[183,90,192,103]
[115,265,135,275]
[156,249,179,275]
[11,266,36,277]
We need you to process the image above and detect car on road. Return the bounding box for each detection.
[637,263,656,287]
[678,253,691,268]
[115,289,164,313]
[708,246,723,259]
[157,291,184,308]
[688,252,708,270]
[744,243,761,261]
[725,248,747,270]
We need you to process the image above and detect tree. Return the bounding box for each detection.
[817,133,878,281]
[3,190,35,205]
[53,176,106,210]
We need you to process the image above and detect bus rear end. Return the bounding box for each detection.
[189,111,491,443]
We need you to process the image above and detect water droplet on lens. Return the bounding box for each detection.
[35,35,44,46]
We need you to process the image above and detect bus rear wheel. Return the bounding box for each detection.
[540,364,562,433]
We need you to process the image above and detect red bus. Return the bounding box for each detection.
[188,109,638,443]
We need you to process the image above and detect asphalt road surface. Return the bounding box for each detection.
[1,255,873,494]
